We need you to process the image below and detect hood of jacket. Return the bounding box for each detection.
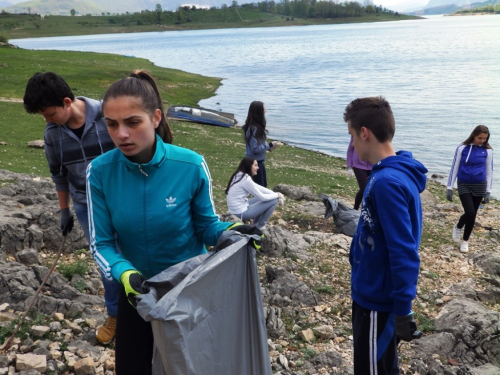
[45,96,103,133]
[372,150,428,193]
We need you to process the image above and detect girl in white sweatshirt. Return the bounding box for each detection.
[226,157,282,228]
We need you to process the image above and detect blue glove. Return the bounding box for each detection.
[120,270,149,308]
[60,208,74,236]
[226,223,264,250]
[446,189,453,202]
[483,192,490,204]
[395,312,422,342]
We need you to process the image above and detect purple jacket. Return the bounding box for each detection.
[346,137,372,170]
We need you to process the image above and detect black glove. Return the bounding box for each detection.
[226,223,264,250]
[446,189,453,202]
[60,208,74,236]
[483,192,490,204]
[120,270,149,308]
[395,312,422,342]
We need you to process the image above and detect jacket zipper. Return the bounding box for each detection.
[138,165,148,177]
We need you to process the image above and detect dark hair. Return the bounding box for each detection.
[103,70,173,144]
[242,101,267,143]
[225,157,256,194]
[23,72,75,113]
[462,125,492,149]
[343,96,395,143]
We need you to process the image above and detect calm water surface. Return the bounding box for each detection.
[12,15,500,196]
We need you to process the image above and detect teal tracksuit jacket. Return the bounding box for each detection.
[86,136,232,281]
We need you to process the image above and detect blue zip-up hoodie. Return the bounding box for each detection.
[86,136,232,281]
[447,144,493,192]
[44,97,115,206]
[350,151,428,316]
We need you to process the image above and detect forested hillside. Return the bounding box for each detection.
[0,1,417,39]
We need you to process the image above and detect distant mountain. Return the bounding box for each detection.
[425,0,471,8]
[0,0,233,15]
[406,0,499,14]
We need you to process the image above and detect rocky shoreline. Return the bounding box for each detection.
[1,168,499,375]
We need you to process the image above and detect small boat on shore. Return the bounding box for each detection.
[167,105,238,128]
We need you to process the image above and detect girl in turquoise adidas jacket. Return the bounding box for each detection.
[86,71,233,374]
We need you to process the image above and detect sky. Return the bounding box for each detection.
[373,0,428,11]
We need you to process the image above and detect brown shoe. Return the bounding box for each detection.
[96,316,117,344]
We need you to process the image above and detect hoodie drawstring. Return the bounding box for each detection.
[94,121,104,155]
[58,127,64,177]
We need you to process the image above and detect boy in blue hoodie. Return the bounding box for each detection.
[343,96,428,374]
[23,72,120,345]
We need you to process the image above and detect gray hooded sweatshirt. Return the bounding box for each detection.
[44,97,115,206]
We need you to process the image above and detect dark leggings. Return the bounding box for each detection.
[115,289,154,375]
[457,193,483,241]
[252,160,268,187]
[353,167,371,210]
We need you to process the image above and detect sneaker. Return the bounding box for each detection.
[452,224,462,243]
[460,241,469,253]
[96,316,117,344]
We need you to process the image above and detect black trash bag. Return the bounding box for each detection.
[319,193,360,237]
[136,231,272,375]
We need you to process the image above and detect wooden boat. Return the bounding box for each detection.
[167,105,238,128]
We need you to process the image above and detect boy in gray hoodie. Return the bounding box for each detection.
[23,72,120,344]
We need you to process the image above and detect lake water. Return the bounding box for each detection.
[11,15,500,197]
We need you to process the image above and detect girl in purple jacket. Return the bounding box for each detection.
[447,125,493,253]
[346,136,373,210]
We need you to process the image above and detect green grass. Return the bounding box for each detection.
[0,44,221,176]
[173,122,355,210]
[58,259,89,279]
[0,46,220,103]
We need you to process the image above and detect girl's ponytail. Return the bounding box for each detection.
[130,70,173,144]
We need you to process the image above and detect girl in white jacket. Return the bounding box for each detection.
[226,157,283,228]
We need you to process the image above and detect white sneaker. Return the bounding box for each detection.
[452,224,462,243]
[460,241,469,253]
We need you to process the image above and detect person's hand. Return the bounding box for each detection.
[347,167,354,178]
[277,192,286,207]
[120,270,149,308]
[395,312,422,342]
[270,141,283,151]
[226,223,264,250]
[60,208,74,236]
[446,189,453,202]
[483,192,490,204]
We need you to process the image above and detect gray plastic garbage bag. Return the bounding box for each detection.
[319,193,360,237]
[136,231,272,375]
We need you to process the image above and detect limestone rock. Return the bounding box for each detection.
[299,328,315,342]
[15,354,46,372]
[74,357,96,375]
[310,350,343,368]
[265,266,320,306]
[27,141,44,149]
[273,184,318,201]
[15,249,40,266]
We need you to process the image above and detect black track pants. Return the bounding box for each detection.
[352,301,399,375]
